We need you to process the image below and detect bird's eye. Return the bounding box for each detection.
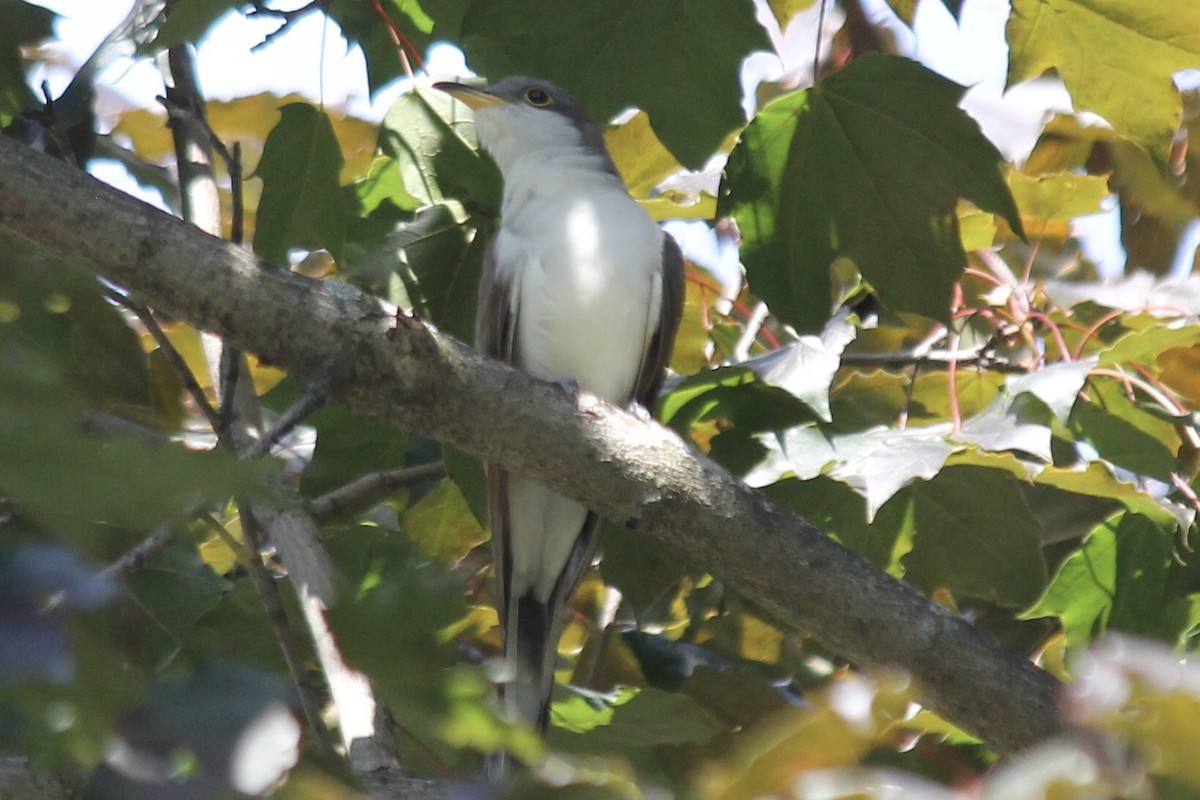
[524,87,553,107]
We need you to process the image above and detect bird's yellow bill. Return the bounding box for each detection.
[433,81,506,110]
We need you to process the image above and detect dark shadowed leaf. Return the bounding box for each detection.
[454,0,770,168]
[253,103,346,264]
[767,476,912,573]
[379,87,500,212]
[905,466,1047,606]
[0,0,54,121]
[151,0,240,49]
[721,54,1021,332]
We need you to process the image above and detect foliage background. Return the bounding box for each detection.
[3,0,1200,797]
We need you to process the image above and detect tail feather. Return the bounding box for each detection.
[503,593,559,730]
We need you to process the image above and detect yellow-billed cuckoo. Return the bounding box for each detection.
[434,77,685,732]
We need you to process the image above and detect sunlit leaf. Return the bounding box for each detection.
[1007,0,1200,159]
[1009,171,1111,238]
[767,0,817,28]
[1067,636,1200,793]
[404,478,488,562]
[1158,346,1200,409]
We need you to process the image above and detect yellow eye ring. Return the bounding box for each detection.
[524,87,553,107]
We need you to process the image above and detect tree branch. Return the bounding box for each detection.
[0,135,1066,755]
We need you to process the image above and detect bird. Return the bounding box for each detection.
[433,76,685,737]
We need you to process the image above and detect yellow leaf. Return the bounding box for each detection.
[606,111,682,196]
[1007,0,1200,159]
[1158,346,1200,408]
[1009,172,1110,231]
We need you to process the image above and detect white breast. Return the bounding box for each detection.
[495,171,664,406]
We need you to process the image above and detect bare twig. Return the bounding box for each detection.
[245,378,335,460]
[229,506,340,757]
[309,463,447,521]
[246,0,327,51]
[106,290,222,431]
[100,525,177,582]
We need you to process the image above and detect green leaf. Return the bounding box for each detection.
[550,687,722,759]
[1034,463,1182,534]
[754,322,855,422]
[1068,397,1179,482]
[1022,518,1115,648]
[600,522,689,613]
[124,543,231,667]
[0,330,272,540]
[1007,0,1200,160]
[782,424,959,518]
[905,466,1048,606]
[404,478,488,562]
[298,404,410,498]
[1024,513,1180,647]
[0,0,55,121]
[766,476,912,573]
[252,103,346,264]
[325,525,470,761]
[152,0,240,49]
[379,87,501,211]
[720,54,1021,332]
[1009,171,1110,227]
[327,0,458,96]
[455,0,770,168]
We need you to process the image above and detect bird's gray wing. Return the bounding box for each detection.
[632,232,686,409]
[476,230,520,622]
[475,232,517,364]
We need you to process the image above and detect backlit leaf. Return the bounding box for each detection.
[1007,0,1200,159]
[1009,171,1110,238]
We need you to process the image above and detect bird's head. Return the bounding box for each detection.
[433,76,617,179]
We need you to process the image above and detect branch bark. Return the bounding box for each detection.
[0,135,1066,755]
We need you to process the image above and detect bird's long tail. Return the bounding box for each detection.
[484,584,564,781]
[503,591,561,730]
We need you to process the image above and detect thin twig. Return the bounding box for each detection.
[813,0,828,80]
[100,524,177,581]
[217,342,243,442]
[366,0,425,74]
[309,463,447,521]
[155,93,243,216]
[246,0,326,51]
[106,290,222,431]
[235,504,340,758]
[245,378,335,459]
